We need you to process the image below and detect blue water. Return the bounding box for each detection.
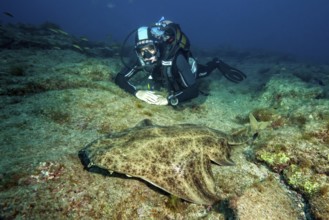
[1,0,329,63]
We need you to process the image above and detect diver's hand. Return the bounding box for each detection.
[135,90,168,105]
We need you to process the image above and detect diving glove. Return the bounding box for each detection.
[215,58,247,83]
[135,90,168,105]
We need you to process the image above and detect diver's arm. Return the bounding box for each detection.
[168,84,199,105]
[166,54,199,105]
[115,67,168,105]
[115,67,139,95]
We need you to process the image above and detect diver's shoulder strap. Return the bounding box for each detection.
[161,59,180,91]
[161,59,174,80]
[161,60,173,66]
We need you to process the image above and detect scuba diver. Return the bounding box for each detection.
[115,18,246,106]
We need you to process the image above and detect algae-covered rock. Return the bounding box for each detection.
[253,105,329,219]
[233,177,305,220]
[309,190,329,220]
[261,74,325,108]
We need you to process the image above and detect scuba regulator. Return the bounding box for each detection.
[119,17,184,106]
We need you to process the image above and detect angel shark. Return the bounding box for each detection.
[79,115,262,205]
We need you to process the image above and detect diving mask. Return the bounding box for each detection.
[137,44,157,58]
[136,44,158,64]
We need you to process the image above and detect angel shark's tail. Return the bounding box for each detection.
[228,113,269,145]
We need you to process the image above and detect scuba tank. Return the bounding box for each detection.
[119,17,191,106]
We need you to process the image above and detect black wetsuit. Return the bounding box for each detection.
[115,50,218,104]
[115,22,219,105]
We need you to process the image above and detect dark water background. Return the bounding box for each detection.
[1,0,329,63]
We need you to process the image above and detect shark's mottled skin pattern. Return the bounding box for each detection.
[80,119,246,205]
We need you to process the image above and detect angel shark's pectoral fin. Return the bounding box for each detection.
[218,158,235,166]
[181,155,221,205]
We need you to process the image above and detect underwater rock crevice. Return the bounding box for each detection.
[250,156,314,220]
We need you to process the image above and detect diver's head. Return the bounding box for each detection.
[135,26,160,67]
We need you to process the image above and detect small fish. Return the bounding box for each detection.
[3,12,14,18]
[80,37,88,42]
[52,46,61,50]
[57,29,68,36]
[48,28,59,34]
[72,44,83,51]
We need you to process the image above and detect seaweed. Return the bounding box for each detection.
[302,124,329,145]
[41,109,71,124]
[270,117,286,129]
[288,115,308,128]
[6,82,47,96]
[284,165,322,196]
[9,65,25,76]
[165,195,187,212]
[252,108,276,121]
